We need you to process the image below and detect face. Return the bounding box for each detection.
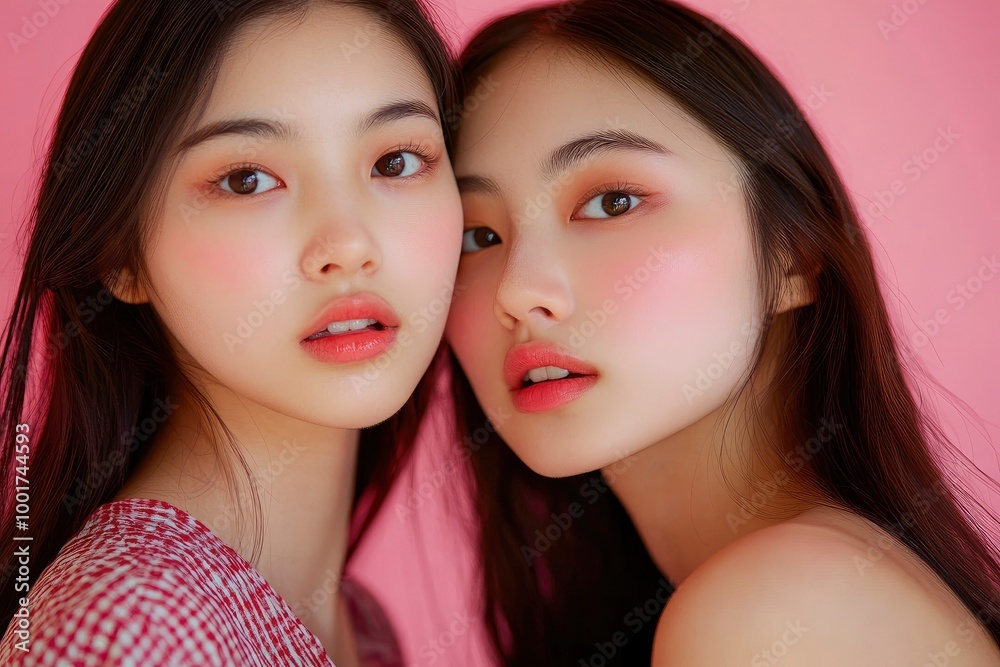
[446,42,772,477]
[116,5,462,429]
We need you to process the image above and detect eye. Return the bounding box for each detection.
[372,151,425,178]
[219,168,281,195]
[461,227,502,254]
[576,191,644,219]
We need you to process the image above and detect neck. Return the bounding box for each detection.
[603,359,815,585]
[118,380,360,658]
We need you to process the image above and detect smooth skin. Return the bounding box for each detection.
[446,40,999,666]
[107,5,462,664]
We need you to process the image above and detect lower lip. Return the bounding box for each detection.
[300,328,396,364]
[511,375,598,413]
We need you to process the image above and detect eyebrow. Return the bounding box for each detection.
[456,129,672,199]
[355,100,440,135]
[175,118,296,154]
[541,129,670,182]
[175,99,439,154]
[456,175,503,198]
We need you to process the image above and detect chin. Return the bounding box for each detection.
[344,388,416,429]
[290,376,417,429]
[312,401,402,430]
[507,439,606,479]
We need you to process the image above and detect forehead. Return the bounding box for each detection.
[204,4,433,122]
[453,40,726,174]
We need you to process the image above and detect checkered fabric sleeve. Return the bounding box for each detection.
[0,498,335,666]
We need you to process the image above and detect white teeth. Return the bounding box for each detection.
[526,368,548,384]
[523,366,571,384]
[326,318,377,334]
[548,367,570,379]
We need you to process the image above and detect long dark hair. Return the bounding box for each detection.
[0,0,456,631]
[448,1,1000,663]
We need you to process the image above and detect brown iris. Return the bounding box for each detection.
[374,152,406,177]
[227,170,258,194]
[473,228,500,247]
[601,192,632,216]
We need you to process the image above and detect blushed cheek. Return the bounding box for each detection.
[391,197,463,292]
[573,220,745,351]
[159,188,299,287]
[611,238,758,399]
[166,240,243,285]
[563,236,702,356]
[446,279,499,377]
[149,229,293,338]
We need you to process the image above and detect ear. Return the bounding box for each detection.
[775,270,816,314]
[103,267,150,305]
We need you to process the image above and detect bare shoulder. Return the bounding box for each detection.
[652,510,1000,666]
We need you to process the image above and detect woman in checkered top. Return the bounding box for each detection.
[0,0,463,663]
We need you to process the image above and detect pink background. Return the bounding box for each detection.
[2,1,998,665]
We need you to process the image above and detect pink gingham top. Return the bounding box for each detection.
[0,498,347,666]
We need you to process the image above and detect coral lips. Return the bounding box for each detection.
[503,342,598,413]
[300,293,400,364]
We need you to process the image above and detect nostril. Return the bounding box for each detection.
[529,306,555,318]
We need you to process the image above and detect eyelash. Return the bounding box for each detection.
[208,141,439,181]
[573,180,649,218]
[205,141,440,196]
[206,162,280,200]
[380,141,439,181]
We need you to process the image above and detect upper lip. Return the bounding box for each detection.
[503,341,599,390]
[301,292,401,340]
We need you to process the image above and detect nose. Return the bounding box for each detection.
[493,232,574,331]
[300,201,381,281]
